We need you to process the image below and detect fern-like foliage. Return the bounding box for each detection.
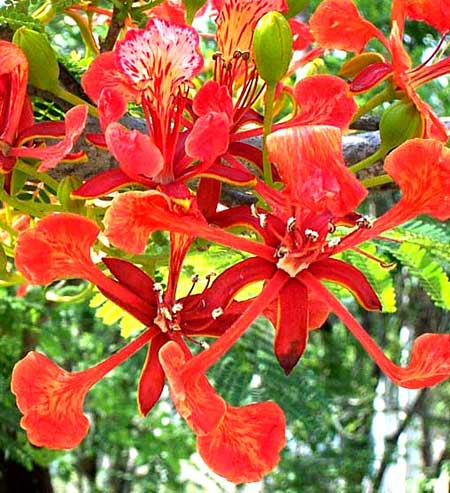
[0,1,41,31]
[342,245,397,313]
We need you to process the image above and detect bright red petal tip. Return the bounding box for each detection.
[11,352,92,449]
[15,213,99,284]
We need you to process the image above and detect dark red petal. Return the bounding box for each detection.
[137,334,167,416]
[102,257,156,303]
[350,62,393,93]
[15,213,99,284]
[72,169,135,199]
[193,161,256,186]
[264,279,309,374]
[196,177,221,218]
[308,258,382,311]
[105,123,164,183]
[180,257,276,331]
[209,206,285,247]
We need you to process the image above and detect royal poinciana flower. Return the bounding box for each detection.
[12,213,285,483]
[309,0,450,140]
[0,41,87,177]
[103,125,450,385]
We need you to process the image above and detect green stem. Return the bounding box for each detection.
[361,174,393,188]
[52,86,98,118]
[262,83,277,186]
[15,160,59,192]
[349,147,386,174]
[351,86,394,123]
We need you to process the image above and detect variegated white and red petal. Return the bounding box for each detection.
[116,18,203,103]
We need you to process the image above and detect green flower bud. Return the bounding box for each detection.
[13,28,60,92]
[57,176,86,214]
[339,52,385,78]
[285,0,309,19]
[32,0,57,24]
[379,100,424,152]
[253,11,293,85]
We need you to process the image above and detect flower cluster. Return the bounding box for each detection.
[2,0,450,484]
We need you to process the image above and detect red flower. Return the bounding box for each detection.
[13,213,286,482]
[104,125,450,385]
[310,0,450,140]
[78,18,205,196]
[0,41,87,175]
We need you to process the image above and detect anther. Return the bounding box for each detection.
[250,203,258,218]
[153,283,163,293]
[200,341,210,350]
[327,237,341,248]
[328,221,336,233]
[305,229,319,242]
[211,307,224,319]
[259,213,267,228]
[172,303,183,313]
[287,217,296,232]
[275,246,289,258]
[356,215,373,229]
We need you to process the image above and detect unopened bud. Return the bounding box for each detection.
[379,100,423,152]
[253,11,293,85]
[13,28,60,92]
[339,52,385,78]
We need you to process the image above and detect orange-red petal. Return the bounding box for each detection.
[11,352,93,449]
[105,122,164,183]
[405,0,450,33]
[267,125,367,217]
[159,341,286,483]
[309,0,382,53]
[384,138,450,221]
[15,213,99,284]
[292,75,357,129]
